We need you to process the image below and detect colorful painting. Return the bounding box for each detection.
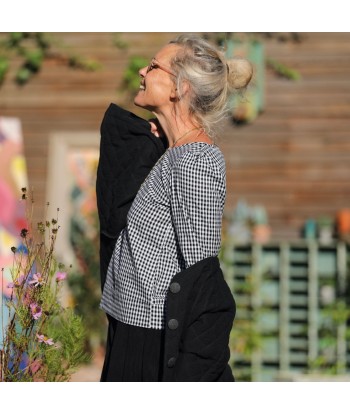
[0,117,28,344]
[68,149,99,238]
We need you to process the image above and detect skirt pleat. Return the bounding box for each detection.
[100,315,165,382]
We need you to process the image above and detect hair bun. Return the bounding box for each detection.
[226,57,253,90]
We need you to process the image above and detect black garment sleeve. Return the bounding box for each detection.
[96,103,167,292]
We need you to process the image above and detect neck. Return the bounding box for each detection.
[171,127,201,147]
[151,109,200,147]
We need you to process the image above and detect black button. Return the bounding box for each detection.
[167,357,176,368]
[168,319,179,330]
[169,282,181,293]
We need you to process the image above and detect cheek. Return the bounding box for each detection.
[149,78,174,103]
[148,83,167,101]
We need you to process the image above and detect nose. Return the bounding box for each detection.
[139,65,148,77]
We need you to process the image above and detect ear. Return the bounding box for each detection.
[170,86,178,100]
[170,80,190,101]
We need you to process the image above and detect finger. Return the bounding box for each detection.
[149,120,160,137]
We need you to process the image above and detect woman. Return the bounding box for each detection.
[98,34,253,381]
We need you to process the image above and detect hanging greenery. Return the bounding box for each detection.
[0,32,102,86]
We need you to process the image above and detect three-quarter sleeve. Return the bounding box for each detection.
[169,151,226,268]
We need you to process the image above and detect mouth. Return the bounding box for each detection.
[139,83,145,91]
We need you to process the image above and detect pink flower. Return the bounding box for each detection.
[30,303,42,320]
[29,273,44,287]
[7,274,26,289]
[56,271,67,282]
[36,333,54,345]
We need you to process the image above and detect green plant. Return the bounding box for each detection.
[266,58,301,80]
[0,32,102,86]
[220,234,265,381]
[0,188,91,381]
[121,55,149,94]
[308,299,350,375]
[112,33,129,50]
[227,269,266,381]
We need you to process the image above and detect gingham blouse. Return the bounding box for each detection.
[99,142,226,329]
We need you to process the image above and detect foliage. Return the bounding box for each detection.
[266,58,301,81]
[0,32,102,86]
[112,33,129,50]
[219,235,263,381]
[121,56,149,95]
[0,188,91,382]
[220,216,350,380]
[308,299,350,375]
[117,54,151,119]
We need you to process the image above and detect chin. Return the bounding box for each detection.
[134,94,145,109]
[134,99,153,113]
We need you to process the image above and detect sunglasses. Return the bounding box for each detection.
[146,58,176,77]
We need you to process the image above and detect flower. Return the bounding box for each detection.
[30,303,42,320]
[56,271,67,282]
[29,273,44,287]
[7,274,26,289]
[36,333,54,345]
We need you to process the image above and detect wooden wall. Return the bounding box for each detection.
[1,32,349,242]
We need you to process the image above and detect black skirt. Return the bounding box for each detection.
[100,314,165,382]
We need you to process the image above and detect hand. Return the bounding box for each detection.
[148,118,164,138]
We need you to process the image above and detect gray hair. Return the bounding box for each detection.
[169,34,253,139]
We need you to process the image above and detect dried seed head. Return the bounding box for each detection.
[20,228,29,238]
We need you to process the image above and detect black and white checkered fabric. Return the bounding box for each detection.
[99,142,226,329]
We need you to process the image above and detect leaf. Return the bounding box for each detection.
[122,56,148,93]
[266,58,301,81]
[15,67,32,85]
[0,56,9,83]
[24,50,44,72]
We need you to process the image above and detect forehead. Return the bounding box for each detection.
[154,43,182,63]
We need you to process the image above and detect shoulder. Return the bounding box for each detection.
[172,144,226,177]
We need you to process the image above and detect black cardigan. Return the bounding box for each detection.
[163,255,236,381]
[96,103,236,381]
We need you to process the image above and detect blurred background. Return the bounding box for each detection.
[0,32,350,381]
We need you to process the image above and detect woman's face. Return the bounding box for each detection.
[134,43,181,112]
